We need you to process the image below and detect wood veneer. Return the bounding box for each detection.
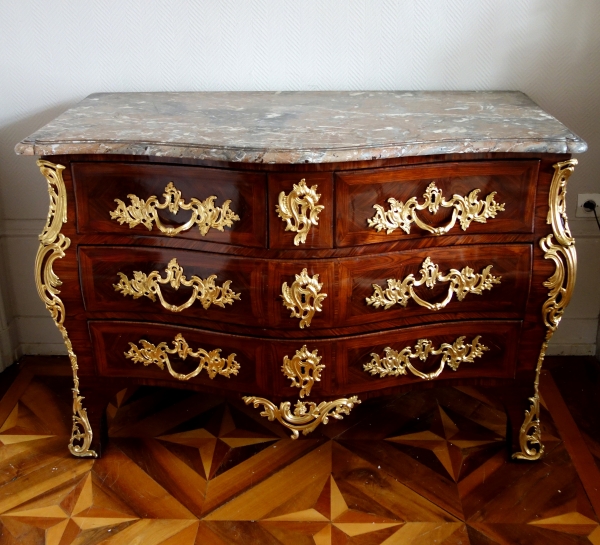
[73,162,267,247]
[335,160,539,247]
[42,151,571,456]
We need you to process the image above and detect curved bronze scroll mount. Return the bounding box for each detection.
[36,160,97,458]
[367,257,501,311]
[281,269,327,328]
[368,181,506,236]
[110,181,239,237]
[513,159,578,461]
[125,333,240,381]
[114,258,241,312]
[243,395,360,439]
[364,336,488,381]
[276,179,325,245]
[281,345,325,398]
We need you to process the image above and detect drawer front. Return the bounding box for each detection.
[268,173,333,249]
[339,320,521,393]
[90,319,520,397]
[335,160,538,247]
[73,162,267,247]
[90,321,264,393]
[81,243,530,331]
[338,243,532,327]
[80,246,268,327]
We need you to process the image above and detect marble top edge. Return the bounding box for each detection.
[15,136,587,154]
[15,91,587,162]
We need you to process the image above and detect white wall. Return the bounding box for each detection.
[1,0,599,368]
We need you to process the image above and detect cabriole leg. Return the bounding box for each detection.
[513,160,578,461]
[35,160,97,458]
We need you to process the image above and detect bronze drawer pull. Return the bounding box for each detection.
[368,181,505,236]
[364,336,488,380]
[114,258,240,312]
[366,257,500,311]
[110,181,239,236]
[125,333,240,381]
[276,179,324,245]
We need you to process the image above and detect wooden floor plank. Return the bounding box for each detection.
[0,369,34,430]
[1,356,599,544]
[540,369,600,517]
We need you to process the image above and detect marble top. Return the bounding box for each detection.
[15,91,587,163]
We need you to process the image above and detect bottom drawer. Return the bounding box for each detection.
[90,320,521,398]
[340,320,520,394]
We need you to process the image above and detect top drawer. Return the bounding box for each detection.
[73,162,267,247]
[335,160,538,247]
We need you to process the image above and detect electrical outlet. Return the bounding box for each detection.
[576,194,600,218]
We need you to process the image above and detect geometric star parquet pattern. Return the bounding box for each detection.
[1,368,599,544]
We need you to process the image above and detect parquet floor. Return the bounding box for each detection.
[1,358,600,544]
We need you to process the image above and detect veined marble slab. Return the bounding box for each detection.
[15,91,587,163]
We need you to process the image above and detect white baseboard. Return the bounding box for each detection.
[0,219,44,238]
[0,321,19,371]
[15,343,67,358]
[545,343,597,357]
[8,316,67,363]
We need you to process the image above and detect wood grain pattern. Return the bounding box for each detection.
[89,319,521,398]
[0,358,598,544]
[73,162,267,247]
[337,243,532,326]
[335,160,539,247]
[79,243,531,331]
[36,151,573,458]
[539,370,600,517]
[79,246,269,327]
[515,155,560,373]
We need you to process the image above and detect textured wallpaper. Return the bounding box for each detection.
[0,0,599,364]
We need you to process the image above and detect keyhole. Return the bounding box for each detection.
[301,294,306,304]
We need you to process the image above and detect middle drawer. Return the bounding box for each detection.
[79,243,531,330]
